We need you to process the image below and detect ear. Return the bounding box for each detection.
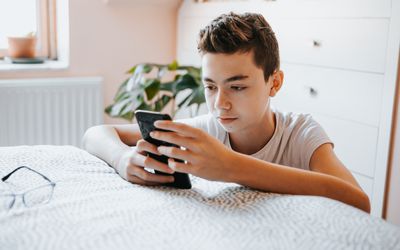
[269,70,284,97]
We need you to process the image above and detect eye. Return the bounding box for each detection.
[231,86,246,91]
[204,85,216,91]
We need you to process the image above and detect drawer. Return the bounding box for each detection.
[273,19,389,73]
[352,172,374,201]
[311,114,378,178]
[271,64,384,127]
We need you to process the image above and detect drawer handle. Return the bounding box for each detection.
[305,86,318,97]
[312,40,321,47]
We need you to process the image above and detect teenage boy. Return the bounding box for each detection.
[83,12,370,213]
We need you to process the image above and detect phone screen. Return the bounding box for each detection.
[134,110,192,189]
[135,111,174,148]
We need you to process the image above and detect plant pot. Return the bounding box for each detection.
[7,36,37,58]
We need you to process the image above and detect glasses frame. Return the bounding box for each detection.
[1,166,56,210]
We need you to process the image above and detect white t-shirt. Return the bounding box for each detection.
[178,110,333,171]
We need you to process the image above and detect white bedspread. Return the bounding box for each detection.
[0,145,399,250]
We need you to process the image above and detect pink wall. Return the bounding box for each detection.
[0,0,181,124]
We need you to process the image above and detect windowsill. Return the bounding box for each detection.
[0,59,69,71]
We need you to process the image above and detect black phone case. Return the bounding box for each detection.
[134,110,192,189]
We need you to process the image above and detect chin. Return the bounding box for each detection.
[221,126,235,133]
[218,121,238,133]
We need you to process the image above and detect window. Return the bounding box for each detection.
[0,0,57,59]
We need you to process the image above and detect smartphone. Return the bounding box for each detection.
[134,110,192,189]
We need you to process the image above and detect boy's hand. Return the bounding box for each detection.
[152,120,236,182]
[114,140,175,186]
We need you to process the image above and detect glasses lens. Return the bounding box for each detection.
[0,194,15,210]
[23,185,54,207]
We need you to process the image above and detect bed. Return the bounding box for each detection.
[0,145,399,250]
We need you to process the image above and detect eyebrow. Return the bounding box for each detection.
[203,74,249,84]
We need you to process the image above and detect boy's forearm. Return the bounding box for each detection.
[82,125,132,168]
[228,152,371,213]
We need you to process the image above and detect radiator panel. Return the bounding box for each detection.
[0,77,103,147]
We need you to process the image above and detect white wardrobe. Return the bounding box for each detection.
[176,0,400,217]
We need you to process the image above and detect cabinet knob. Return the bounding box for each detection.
[312,40,321,47]
[305,86,318,97]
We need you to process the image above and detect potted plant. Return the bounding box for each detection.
[7,32,37,58]
[105,61,205,121]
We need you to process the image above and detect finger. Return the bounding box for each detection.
[157,146,193,163]
[130,154,175,174]
[127,174,158,185]
[150,130,193,150]
[136,139,161,155]
[143,156,176,174]
[154,121,202,138]
[127,175,170,186]
[130,151,147,165]
[129,167,175,183]
[167,158,192,174]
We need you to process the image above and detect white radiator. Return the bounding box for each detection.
[0,77,103,147]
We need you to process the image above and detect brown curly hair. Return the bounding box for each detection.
[198,12,280,80]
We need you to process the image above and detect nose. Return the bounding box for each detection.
[214,89,231,111]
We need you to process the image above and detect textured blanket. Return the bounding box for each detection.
[0,145,399,250]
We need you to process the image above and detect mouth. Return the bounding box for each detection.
[218,117,238,124]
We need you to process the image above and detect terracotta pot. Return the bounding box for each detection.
[7,36,37,58]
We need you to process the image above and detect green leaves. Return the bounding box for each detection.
[105,61,205,122]
[127,63,153,74]
[144,79,160,100]
[174,74,198,93]
[168,60,179,71]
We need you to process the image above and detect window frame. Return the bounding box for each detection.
[0,0,57,60]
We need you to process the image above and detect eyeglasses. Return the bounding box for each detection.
[0,166,56,211]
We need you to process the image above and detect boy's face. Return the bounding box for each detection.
[201,51,280,133]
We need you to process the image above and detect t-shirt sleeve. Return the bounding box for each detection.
[290,115,333,170]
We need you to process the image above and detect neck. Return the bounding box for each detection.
[228,108,276,155]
